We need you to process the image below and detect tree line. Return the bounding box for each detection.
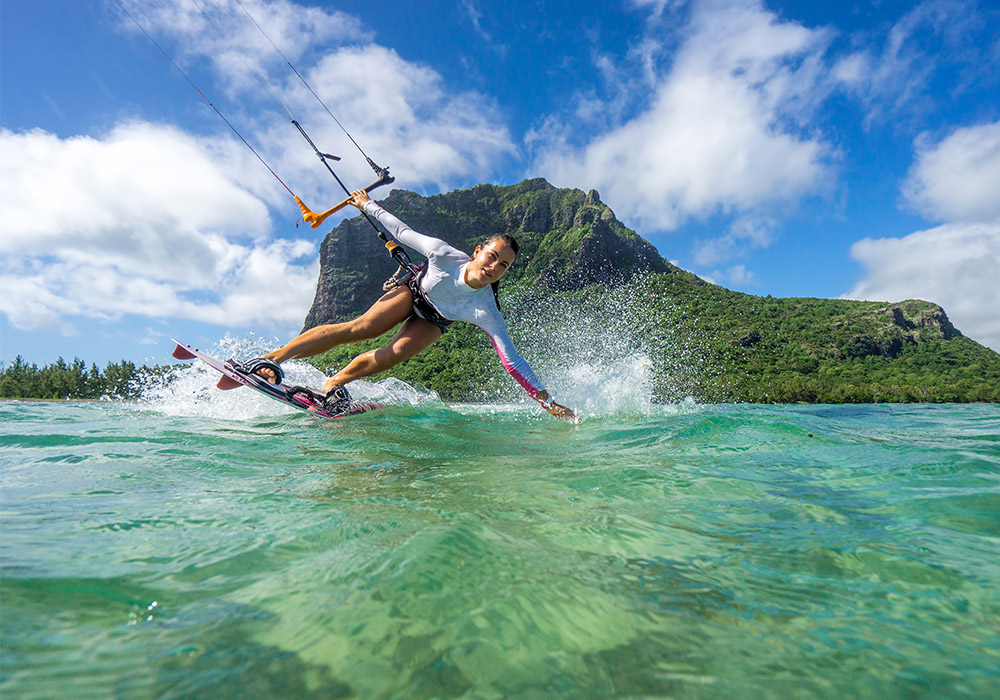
[0,356,154,400]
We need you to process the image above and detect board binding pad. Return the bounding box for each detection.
[171,339,382,419]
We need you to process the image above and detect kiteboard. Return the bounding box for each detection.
[171,339,382,420]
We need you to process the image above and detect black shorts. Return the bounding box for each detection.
[408,310,452,334]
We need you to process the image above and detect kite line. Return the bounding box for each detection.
[112,0,393,230]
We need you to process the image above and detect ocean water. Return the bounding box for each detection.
[2,358,999,699]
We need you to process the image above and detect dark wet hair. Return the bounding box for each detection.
[482,234,519,311]
[484,233,519,258]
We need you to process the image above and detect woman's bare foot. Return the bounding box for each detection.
[243,358,282,384]
[220,357,283,389]
[253,366,279,384]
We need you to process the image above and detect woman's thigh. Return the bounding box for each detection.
[373,317,442,367]
[351,285,415,338]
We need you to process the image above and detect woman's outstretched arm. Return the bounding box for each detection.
[478,320,577,421]
[348,189,462,261]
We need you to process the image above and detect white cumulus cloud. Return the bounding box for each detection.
[846,120,1000,352]
[299,45,515,191]
[531,0,834,240]
[118,0,514,198]
[0,123,317,333]
[902,120,1000,223]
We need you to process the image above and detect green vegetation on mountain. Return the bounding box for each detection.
[632,281,1000,403]
[306,178,1000,403]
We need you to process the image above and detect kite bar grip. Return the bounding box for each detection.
[295,170,395,229]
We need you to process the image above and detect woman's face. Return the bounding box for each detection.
[468,240,516,287]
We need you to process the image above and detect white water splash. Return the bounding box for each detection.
[135,335,442,421]
[504,282,700,419]
[556,352,655,418]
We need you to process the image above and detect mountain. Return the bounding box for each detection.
[303,179,1000,403]
[303,178,676,327]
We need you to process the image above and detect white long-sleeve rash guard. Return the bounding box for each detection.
[363,200,548,400]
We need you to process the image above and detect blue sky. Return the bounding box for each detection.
[2,0,999,368]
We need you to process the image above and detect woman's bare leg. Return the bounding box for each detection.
[255,285,414,371]
[220,286,415,389]
[321,317,442,392]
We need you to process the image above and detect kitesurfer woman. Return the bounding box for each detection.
[241,189,576,420]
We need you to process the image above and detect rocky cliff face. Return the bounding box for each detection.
[886,300,958,340]
[302,178,675,329]
[826,299,962,360]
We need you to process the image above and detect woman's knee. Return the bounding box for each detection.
[378,325,439,367]
[372,343,407,369]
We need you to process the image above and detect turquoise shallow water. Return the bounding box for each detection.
[2,395,999,699]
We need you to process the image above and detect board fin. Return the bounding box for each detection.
[172,343,197,360]
[216,376,242,390]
